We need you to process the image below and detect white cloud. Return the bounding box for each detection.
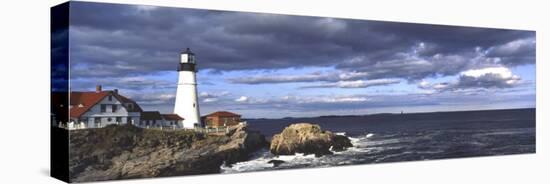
[199,91,230,98]
[338,71,369,80]
[199,92,211,98]
[418,80,431,89]
[324,97,369,103]
[235,96,249,102]
[460,67,515,78]
[203,98,218,103]
[418,66,522,92]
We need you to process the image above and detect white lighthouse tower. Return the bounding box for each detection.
[174,48,201,129]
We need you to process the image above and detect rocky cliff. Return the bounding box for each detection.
[68,123,267,182]
[270,123,353,156]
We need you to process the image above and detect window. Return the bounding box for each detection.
[112,105,117,112]
[107,117,112,122]
[127,117,132,124]
[100,104,106,112]
[116,117,121,123]
[193,103,195,108]
[189,55,195,63]
[108,95,112,101]
[127,103,133,110]
[94,117,101,128]
[206,118,212,126]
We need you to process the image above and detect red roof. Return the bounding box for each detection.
[206,111,241,117]
[69,90,142,119]
[162,114,184,121]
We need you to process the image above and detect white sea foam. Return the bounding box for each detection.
[222,132,377,173]
[221,152,323,173]
[335,132,347,136]
[275,153,316,161]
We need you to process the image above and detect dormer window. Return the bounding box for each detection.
[108,95,112,101]
[127,103,133,110]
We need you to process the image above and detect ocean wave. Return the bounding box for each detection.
[349,133,374,144]
[473,127,534,137]
[220,151,324,173]
[335,132,347,136]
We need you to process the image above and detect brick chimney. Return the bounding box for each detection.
[96,85,102,92]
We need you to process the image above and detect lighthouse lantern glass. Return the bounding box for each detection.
[188,55,195,64]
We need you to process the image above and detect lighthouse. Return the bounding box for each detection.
[174,48,201,129]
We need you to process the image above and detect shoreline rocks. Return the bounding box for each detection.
[269,123,353,157]
[267,159,285,167]
[69,123,267,182]
[68,122,353,182]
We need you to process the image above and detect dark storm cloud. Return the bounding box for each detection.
[228,71,337,84]
[69,1,535,80]
[485,37,536,66]
[454,74,520,89]
[299,79,401,89]
[70,76,175,91]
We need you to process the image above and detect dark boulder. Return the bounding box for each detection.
[268,160,285,167]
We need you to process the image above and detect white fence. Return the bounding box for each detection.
[55,121,248,133]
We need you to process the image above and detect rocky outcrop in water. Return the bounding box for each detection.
[68,123,267,182]
[269,123,352,156]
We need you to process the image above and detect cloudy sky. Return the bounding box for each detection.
[65,2,536,118]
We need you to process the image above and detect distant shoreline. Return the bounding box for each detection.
[244,107,536,121]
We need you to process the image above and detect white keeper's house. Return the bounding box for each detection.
[65,85,186,130]
[69,85,142,128]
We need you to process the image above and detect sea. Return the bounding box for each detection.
[221,108,536,173]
